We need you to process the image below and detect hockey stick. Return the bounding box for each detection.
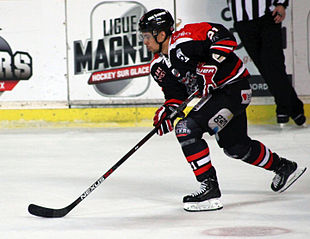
[28,90,198,218]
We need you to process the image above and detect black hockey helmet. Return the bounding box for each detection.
[139,9,174,37]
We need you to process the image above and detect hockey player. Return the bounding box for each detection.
[139,9,306,211]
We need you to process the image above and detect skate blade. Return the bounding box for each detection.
[279,167,307,193]
[183,198,223,212]
[279,123,287,128]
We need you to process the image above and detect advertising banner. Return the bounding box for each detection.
[67,0,174,106]
[0,0,68,108]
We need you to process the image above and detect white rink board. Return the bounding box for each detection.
[0,0,309,109]
[292,1,310,95]
[0,0,68,104]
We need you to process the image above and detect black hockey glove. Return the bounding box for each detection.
[153,100,184,136]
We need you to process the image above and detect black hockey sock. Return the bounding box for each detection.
[242,140,280,171]
[180,138,215,181]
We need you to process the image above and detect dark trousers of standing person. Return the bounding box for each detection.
[233,13,304,124]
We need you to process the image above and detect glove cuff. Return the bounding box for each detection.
[164,98,183,107]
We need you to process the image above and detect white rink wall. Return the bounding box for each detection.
[0,0,309,109]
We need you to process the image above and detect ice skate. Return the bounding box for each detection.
[183,177,223,212]
[293,114,307,127]
[271,158,307,193]
[277,114,289,128]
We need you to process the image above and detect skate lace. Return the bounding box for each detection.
[191,181,210,197]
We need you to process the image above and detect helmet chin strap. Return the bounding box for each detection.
[157,42,163,54]
[154,32,168,54]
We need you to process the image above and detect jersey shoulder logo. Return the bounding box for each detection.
[176,48,189,62]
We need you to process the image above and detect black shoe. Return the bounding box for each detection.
[277,114,289,124]
[183,177,223,211]
[292,114,306,126]
[271,158,306,193]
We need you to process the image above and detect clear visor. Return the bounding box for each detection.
[139,32,154,41]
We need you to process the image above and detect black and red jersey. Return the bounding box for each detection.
[150,53,188,104]
[168,22,250,96]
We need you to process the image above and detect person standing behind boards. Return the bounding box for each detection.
[227,0,306,126]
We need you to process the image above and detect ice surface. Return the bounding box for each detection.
[1,125,309,239]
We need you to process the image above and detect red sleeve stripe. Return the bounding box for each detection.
[214,40,237,47]
[210,45,234,53]
[229,59,243,76]
[217,59,243,85]
[241,69,250,78]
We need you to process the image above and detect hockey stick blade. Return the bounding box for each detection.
[28,204,69,218]
[28,198,79,218]
[28,90,198,218]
